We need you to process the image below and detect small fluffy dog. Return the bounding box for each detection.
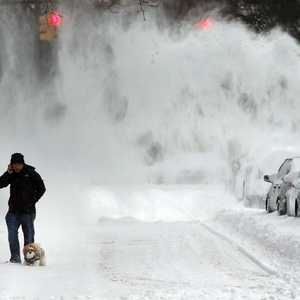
[23,243,46,266]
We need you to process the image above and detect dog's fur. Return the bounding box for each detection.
[23,243,46,266]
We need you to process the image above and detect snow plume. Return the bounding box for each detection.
[56,9,300,189]
[0,6,300,224]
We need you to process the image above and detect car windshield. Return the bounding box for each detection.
[278,159,292,176]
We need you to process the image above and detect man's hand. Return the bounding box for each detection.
[7,164,13,174]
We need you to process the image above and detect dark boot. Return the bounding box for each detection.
[9,256,21,263]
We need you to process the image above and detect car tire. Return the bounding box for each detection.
[266,195,274,213]
[277,196,287,216]
[287,196,295,216]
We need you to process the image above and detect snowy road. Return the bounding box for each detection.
[0,215,296,300]
[91,219,290,300]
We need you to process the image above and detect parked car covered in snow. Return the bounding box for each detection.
[264,157,300,215]
[238,147,300,209]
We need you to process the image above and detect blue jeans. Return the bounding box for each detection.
[5,211,36,259]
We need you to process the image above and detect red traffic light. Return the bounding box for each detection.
[48,11,62,27]
[196,18,214,30]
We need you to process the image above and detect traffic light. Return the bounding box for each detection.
[39,11,62,42]
[196,18,214,30]
[48,11,63,27]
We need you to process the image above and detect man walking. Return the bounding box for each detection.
[0,153,46,263]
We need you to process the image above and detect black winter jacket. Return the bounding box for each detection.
[0,164,46,214]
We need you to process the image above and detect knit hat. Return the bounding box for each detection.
[10,153,25,164]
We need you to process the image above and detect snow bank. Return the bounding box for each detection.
[87,184,238,223]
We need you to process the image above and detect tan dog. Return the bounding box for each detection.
[23,243,46,266]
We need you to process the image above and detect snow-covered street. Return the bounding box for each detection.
[92,218,280,299]
[0,186,299,300]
